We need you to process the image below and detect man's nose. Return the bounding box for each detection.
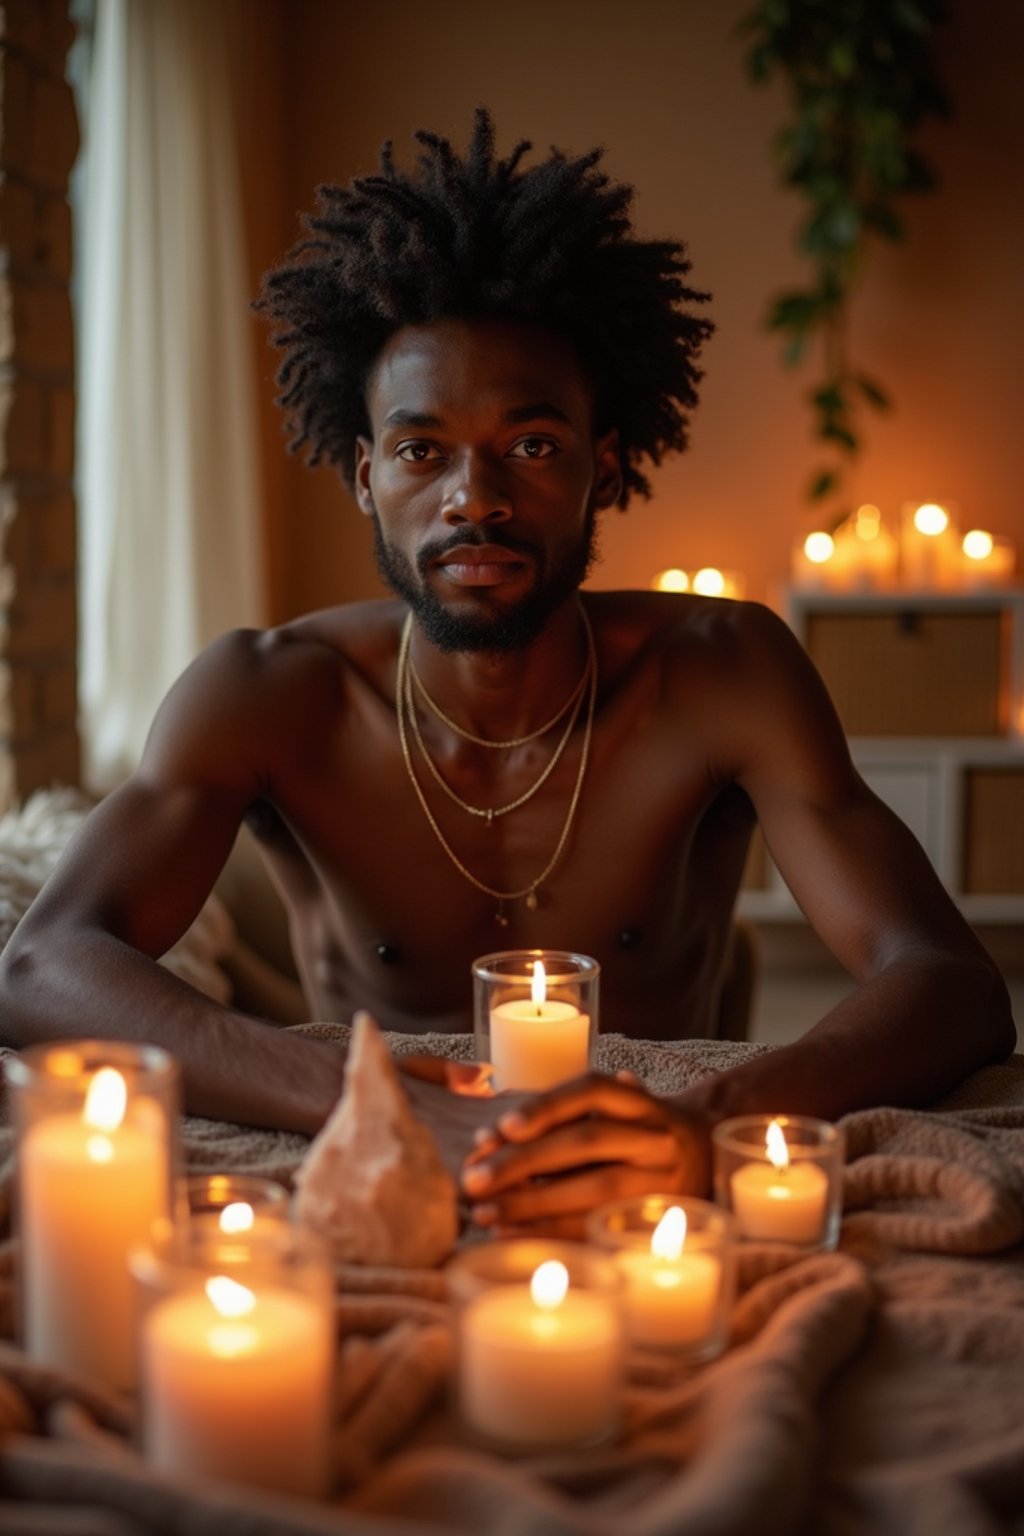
[441,454,512,526]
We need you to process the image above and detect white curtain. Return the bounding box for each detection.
[78,0,264,791]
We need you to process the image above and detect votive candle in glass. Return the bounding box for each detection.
[132,1217,334,1498]
[182,1171,290,1230]
[473,950,598,1092]
[447,1240,623,1453]
[587,1194,735,1360]
[4,1040,179,1393]
[712,1114,844,1249]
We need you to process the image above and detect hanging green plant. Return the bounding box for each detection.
[738,0,950,525]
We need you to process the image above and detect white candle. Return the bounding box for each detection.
[490,960,590,1091]
[615,1206,722,1348]
[20,1068,170,1391]
[141,1274,333,1496]
[460,1260,620,1448]
[730,1120,829,1243]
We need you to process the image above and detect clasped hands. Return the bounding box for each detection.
[399,1060,711,1239]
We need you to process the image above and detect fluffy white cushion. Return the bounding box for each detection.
[0,787,235,1004]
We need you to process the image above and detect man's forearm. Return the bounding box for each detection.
[0,927,345,1135]
[678,948,1016,1127]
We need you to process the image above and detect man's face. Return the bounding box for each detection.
[355,317,620,652]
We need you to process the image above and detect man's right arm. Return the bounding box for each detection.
[0,630,347,1134]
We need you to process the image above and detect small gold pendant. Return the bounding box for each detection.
[525,890,539,912]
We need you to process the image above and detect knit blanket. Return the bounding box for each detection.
[2,1029,1024,1536]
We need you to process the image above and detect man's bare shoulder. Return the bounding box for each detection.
[141,600,405,784]
[587,589,793,685]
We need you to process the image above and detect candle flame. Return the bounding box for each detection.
[531,960,547,1008]
[531,1259,568,1311]
[654,567,689,593]
[692,566,726,597]
[766,1119,790,1172]
[218,1201,254,1234]
[963,529,994,561]
[651,1205,687,1261]
[913,502,949,537]
[804,532,834,564]
[83,1068,127,1133]
[205,1274,257,1319]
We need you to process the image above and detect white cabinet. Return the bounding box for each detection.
[739,589,1024,924]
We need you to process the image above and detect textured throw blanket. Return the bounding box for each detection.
[2,1028,1024,1536]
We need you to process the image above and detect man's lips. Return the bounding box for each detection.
[433,544,531,588]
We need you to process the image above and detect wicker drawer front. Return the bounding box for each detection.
[963,769,1024,894]
[805,610,1006,736]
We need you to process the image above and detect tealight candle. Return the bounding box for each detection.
[4,1041,178,1392]
[587,1195,735,1359]
[133,1220,334,1497]
[473,951,598,1092]
[712,1115,844,1249]
[448,1241,622,1452]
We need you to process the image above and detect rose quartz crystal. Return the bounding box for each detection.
[293,1011,458,1267]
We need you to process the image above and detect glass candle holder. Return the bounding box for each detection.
[447,1239,623,1454]
[4,1040,179,1393]
[586,1194,735,1361]
[131,1217,334,1498]
[712,1115,845,1250]
[472,950,599,1092]
[182,1171,290,1229]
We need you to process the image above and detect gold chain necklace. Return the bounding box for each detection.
[409,646,589,748]
[395,609,597,925]
[403,628,590,822]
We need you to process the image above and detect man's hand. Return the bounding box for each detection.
[458,1072,712,1238]
[395,1055,521,1179]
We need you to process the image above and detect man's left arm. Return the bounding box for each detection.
[462,603,1016,1231]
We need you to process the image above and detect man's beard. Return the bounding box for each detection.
[371,510,599,653]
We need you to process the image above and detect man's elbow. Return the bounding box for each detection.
[0,927,48,1050]
[980,959,1018,1064]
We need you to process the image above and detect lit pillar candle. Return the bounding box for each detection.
[140,1272,333,1497]
[489,959,591,1091]
[16,1059,174,1392]
[729,1120,829,1243]
[458,1259,621,1449]
[900,501,961,589]
[613,1206,722,1348]
[961,529,1016,587]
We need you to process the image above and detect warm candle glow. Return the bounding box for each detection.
[84,1068,127,1133]
[765,1119,790,1172]
[692,567,726,597]
[219,1202,255,1235]
[654,567,689,592]
[205,1275,257,1318]
[963,529,995,561]
[853,505,880,541]
[803,532,834,564]
[531,1260,569,1311]
[650,1205,686,1261]
[913,502,949,537]
[530,960,547,1008]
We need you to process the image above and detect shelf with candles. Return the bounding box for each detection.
[791,501,1017,596]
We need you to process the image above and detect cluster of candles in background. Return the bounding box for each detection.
[4,951,845,1489]
[791,501,1017,592]
[651,501,1018,603]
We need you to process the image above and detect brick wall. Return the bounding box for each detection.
[0,0,79,813]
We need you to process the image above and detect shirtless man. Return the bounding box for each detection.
[0,113,1013,1225]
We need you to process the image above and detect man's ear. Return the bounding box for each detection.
[593,428,623,511]
[354,436,376,516]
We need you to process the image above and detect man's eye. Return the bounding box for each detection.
[396,441,443,462]
[509,437,558,459]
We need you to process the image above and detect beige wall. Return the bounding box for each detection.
[237,0,1024,622]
